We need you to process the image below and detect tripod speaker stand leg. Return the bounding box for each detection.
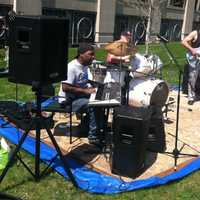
[0,90,78,188]
[43,118,78,186]
[0,125,32,182]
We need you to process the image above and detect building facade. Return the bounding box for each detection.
[0,0,199,45]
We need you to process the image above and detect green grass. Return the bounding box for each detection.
[0,42,186,102]
[1,43,200,200]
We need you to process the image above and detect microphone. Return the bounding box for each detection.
[157,34,169,43]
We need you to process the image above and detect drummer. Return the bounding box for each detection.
[106,31,132,64]
[105,31,133,104]
[106,31,155,77]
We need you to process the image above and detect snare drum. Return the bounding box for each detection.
[128,78,169,107]
[90,64,107,84]
[90,62,128,86]
[104,68,126,86]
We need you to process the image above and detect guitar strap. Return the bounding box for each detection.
[192,30,200,48]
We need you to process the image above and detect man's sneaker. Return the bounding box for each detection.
[88,138,102,148]
[188,100,194,105]
[88,137,99,143]
[194,95,200,101]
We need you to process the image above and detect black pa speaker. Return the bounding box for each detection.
[144,106,166,153]
[8,15,69,85]
[147,116,166,153]
[110,106,152,178]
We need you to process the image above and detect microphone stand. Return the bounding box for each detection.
[160,40,198,170]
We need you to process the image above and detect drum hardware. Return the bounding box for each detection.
[90,60,165,107]
[128,52,167,108]
[104,40,137,105]
[104,43,164,105]
[131,53,163,77]
[130,69,155,78]
[90,61,131,104]
[90,62,107,84]
[162,97,175,120]
[160,37,198,170]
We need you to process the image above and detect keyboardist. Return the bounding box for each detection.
[58,43,105,147]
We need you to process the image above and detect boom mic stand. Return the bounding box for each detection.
[0,83,78,187]
[160,39,198,170]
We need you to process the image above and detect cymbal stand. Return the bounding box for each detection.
[160,40,198,170]
[117,44,131,105]
[124,70,131,105]
[118,44,124,104]
[0,84,78,187]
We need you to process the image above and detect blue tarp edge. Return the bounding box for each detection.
[0,118,200,194]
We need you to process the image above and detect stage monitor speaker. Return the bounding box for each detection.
[8,15,69,85]
[147,117,166,153]
[110,106,152,178]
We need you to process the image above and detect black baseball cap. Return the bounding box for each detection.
[77,43,94,57]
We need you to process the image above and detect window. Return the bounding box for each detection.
[168,0,185,8]
[195,0,200,11]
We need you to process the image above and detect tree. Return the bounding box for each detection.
[117,0,167,53]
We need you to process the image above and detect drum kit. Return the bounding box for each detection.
[90,41,169,108]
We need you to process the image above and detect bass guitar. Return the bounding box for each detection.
[186,47,200,68]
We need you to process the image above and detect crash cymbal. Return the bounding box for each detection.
[104,41,137,56]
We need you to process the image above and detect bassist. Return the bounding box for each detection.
[182,30,200,105]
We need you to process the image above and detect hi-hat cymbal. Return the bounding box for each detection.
[104,41,137,56]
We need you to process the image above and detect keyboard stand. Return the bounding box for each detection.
[85,104,119,155]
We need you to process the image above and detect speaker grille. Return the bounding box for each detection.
[110,106,152,178]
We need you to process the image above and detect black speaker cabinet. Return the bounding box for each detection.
[8,15,69,85]
[110,106,152,178]
[147,117,166,153]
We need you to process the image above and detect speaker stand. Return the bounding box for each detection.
[0,85,78,187]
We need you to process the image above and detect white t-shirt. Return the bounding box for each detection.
[58,59,92,103]
[131,53,163,72]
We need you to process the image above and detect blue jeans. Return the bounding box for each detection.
[71,98,103,140]
[188,66,200,101]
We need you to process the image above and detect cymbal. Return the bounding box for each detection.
[104,41,137,56]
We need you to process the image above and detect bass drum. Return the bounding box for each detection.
[128,78,169,107]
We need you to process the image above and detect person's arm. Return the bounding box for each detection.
[62,62,96,95]
[107,53,130,63]
[181,30,198,56]
[62,82,96,95]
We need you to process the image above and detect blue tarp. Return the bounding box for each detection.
[0,98,200,194]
